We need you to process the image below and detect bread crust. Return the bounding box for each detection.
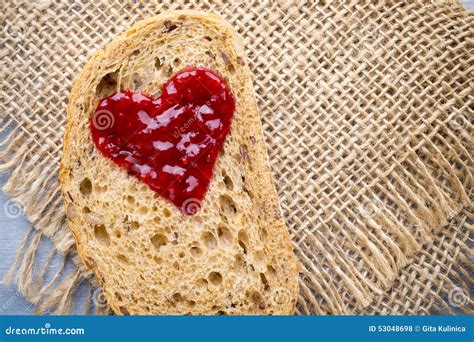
[60,10,298,315]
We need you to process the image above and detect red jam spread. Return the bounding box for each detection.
[90,67,235,215]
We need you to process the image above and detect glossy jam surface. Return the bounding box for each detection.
[90,68,235,215]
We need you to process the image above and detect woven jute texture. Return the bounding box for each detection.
[1,0,472,315]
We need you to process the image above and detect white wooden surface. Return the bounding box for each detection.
[0,1,472,315]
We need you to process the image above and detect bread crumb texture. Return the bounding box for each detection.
[60,10,298,315]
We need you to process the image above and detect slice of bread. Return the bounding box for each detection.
[60,10,298,315]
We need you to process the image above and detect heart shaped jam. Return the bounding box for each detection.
[90,67,235,215]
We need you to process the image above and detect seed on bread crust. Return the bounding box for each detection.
[163,20,178,32]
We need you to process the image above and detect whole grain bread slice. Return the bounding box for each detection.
[60,10,299,315]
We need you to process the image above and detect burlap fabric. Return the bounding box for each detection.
[1,0,472,315]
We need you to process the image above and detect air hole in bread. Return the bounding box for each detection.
[267,265,277,277]
[83,206,91,213]
[94,224,110,246]
[116,254,129,264]
[234,253,245,269]
[216,310,226,315]
[205,50,214,59]
[190,246,202,257]
[172,231,179,244]
[227,63,236,75]
[238,240,247,254]
[178,251,185,258]
[173,57,180,67]
[260,273,269,289]
[238,230,249,254]
[201,232,217,249]
[242,185,253,199]
[79,178,92,196]
[238,230,249,243]
[132,49,140,56]
[115,292,123,301]
[204,36,212,41]
[172,293,183,302]
[96,71,118,98]
[216,224,232,244]
[223,174,233,190]
[150,233,168,251]
[208,272,223,286]
[123,215,140,231]
[248,290,264,305]
[187,300,196,307]
[139,206,148,214]
[196,278,208,289]
[163,208,171,217]
[219,213,228,223]
[126,195,135,204]
[163,65,173,77]
[219,195,237,216]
